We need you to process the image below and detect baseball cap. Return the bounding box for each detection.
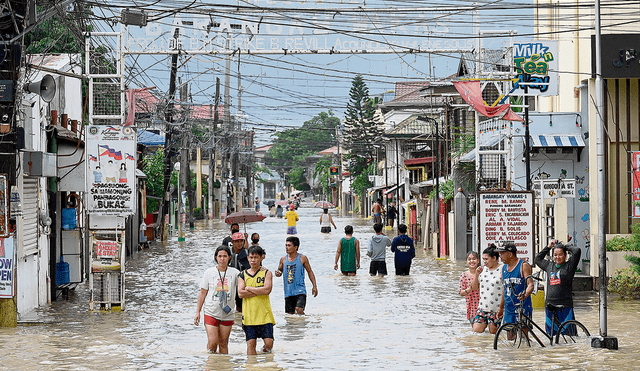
[495,242,517,254]
[289,204,295,210]
[232,232,245,241]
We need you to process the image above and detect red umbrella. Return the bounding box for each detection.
[225,209,266,232]
[275,200,289,206]
[314,201,335,209]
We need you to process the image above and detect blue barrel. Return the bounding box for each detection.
[56,256,70,285]
[61,208,77,230]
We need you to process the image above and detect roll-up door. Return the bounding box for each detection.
[21,177,39,256]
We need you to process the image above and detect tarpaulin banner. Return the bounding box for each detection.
[453,80,524,122]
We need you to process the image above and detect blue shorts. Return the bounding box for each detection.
[545,307,575,336]
[503,307,532,325]
[243,323,274,341]
[287,226,297,235]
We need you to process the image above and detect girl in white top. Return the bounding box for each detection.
[471,245,504,334]
[319,208,337,233]
[194,245,240,353]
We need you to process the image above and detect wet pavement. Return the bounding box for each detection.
[1,205,639,370]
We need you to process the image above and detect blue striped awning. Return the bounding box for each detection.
[531,134,585,147]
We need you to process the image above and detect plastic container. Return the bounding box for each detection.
[56,256,70,285]
[61,208,77,230]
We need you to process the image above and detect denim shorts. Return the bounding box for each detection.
[243,323,274,341]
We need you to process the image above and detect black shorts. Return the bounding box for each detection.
[369,260,388,275]
[285,294,307,314]
[320,226,331,233]
[243,323,274,341]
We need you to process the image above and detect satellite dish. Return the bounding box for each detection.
[24,74,56,103]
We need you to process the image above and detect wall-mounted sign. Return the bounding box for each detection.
[512,40,559,96]
[534,179,576,199]
[592,34,640,79]
[0,237,15,298]
[85,126,137,216]
[633,152,640,218]
[478,191,535,264]
[90,230,124,273]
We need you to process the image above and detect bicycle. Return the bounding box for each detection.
[493,274,590,349]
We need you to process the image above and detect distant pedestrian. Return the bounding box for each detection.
[238,245,276,355]
[275,236,318,314]
[371,198,385,225]
[334,225,360,276]
[276,205,284,218]
[194,245,240,353]
[285,204,299,234]
[391,224,415,275]
[367,223,392,277]
[319,208,337,233]
[255,197,260,212]
[387,201,397,228]
[459,251,480,325]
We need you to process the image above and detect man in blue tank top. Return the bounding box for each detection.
[275,236,318,314]
[496,242,534,324]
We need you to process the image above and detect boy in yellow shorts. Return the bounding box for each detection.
[238,245,276,354]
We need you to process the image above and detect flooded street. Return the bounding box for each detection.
[1,206,640,370]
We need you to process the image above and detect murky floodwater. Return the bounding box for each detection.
[1,205,639,370]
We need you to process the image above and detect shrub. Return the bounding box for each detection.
[607,235,634,251]
[608,268,640,300]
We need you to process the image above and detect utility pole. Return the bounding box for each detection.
[212,78,220,218]
[223,32,234,214]
[0,0,26,328]
[160,28,179,240]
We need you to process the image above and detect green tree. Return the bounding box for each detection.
[265,111,339,169]
[313,157,332,196]
[142,148,165,213]
[288,166,307,190]
[342,75,384,177]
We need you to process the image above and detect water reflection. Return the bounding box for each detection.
[1,207,640,369]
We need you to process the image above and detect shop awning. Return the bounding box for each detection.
[531,134,585,147]
[384,183,405,195]
[404,157,434,166]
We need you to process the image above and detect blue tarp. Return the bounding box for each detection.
[138,130,165,146]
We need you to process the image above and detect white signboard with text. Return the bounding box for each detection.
[534,179,576,199]
[0,237,15,298]
[85,126,137,216]
[479,192,535,264]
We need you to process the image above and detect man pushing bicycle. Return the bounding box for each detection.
[496,242,535,325]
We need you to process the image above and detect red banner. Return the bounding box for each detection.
[453,81,524,122]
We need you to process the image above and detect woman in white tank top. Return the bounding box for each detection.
[319,208,337,233]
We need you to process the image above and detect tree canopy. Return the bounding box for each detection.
[342,75,384,195]
[265,111,339,169]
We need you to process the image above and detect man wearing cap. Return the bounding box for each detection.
[285,204,299,235]
[221,223,248,251]
[230,232,251,313]
[496,242,534,325]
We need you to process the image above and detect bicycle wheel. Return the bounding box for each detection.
[555,320,591,345]
[494,323,530,349]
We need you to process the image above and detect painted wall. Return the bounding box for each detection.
[510,112,590,270]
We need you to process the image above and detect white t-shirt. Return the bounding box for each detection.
[477,264,504,313]
[199,266,240,321]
